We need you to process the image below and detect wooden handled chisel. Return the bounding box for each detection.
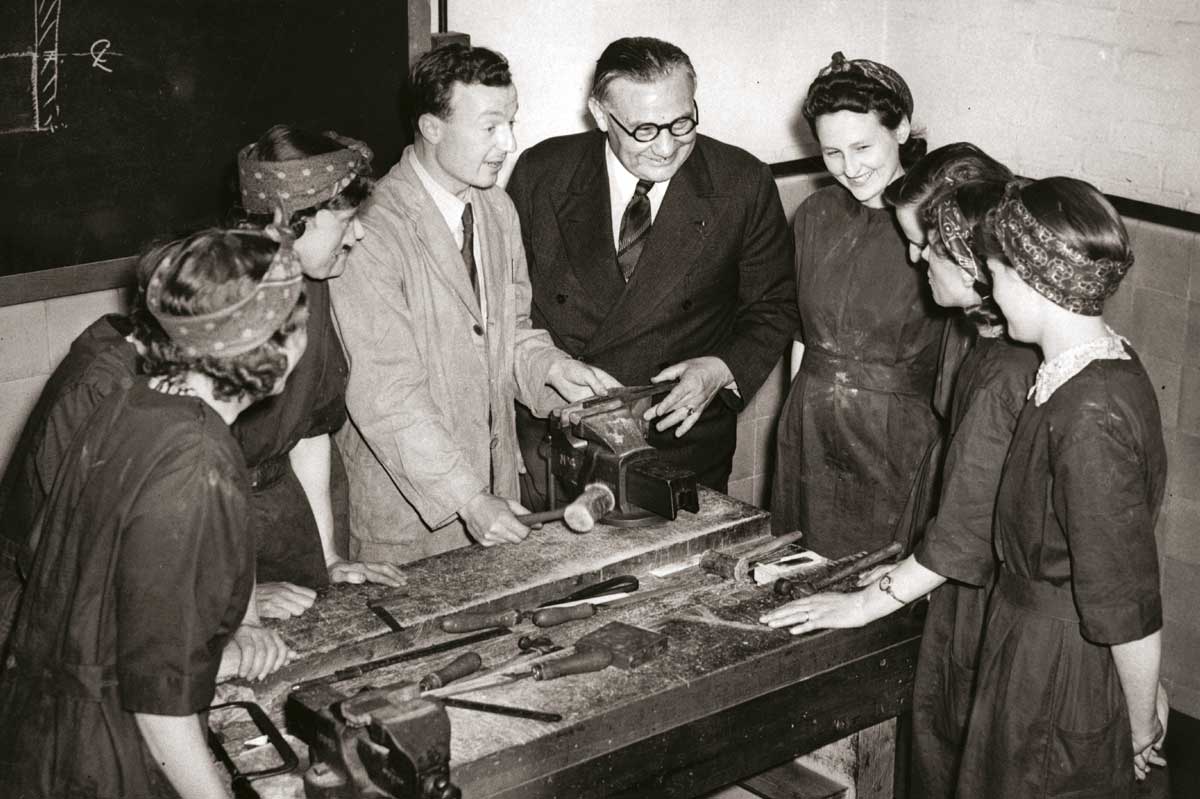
[438,585,679,633]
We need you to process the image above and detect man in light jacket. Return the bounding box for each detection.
[332,44,616,563]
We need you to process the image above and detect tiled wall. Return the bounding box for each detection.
[0,288,128,476]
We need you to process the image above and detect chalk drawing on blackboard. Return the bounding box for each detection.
[0,0,122,135]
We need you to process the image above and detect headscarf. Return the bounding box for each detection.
[816,51,913,119]
[147,227,304,357]
[238,131,372,219]
[930,194,982,283]
[990,184,1133,316]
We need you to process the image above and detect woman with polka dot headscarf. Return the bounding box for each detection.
[0,228,307,799]
[234,125,404,622]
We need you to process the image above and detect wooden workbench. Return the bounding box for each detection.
[215,489,922,798]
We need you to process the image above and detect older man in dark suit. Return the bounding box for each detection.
[508,36,796,504]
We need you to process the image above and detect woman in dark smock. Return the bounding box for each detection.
[234,126,403,619]
[763,149,1035,798]
[772,53,944,558]
[0,314,137,647]
[958,178,1167,798]
[0,228,307,799]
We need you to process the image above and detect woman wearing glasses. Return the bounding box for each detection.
[772,53,946,559]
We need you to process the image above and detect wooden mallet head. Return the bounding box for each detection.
[563,482,616,533]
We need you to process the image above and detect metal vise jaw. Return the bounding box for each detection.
[547,384,699,525]
[285,680,459,799]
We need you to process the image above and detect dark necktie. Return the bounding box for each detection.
[461,202,480,306]
[617,179,654,282]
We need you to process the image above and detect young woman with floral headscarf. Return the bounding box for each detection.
[956,177,1168,797]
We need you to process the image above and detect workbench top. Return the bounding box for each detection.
[215,489,922,798]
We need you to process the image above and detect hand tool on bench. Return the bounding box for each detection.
[291,627,508,691]
[698,530,807,581]
[773,541,904,599]
[434,574,638,633]
[417,651,483,692]
[440,697,564,723]
[205,700,299,799]
[438,584,680,633]
[428,647,615,698]
[516,482,617,532]
[535,574,639,607]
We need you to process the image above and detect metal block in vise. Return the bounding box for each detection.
[285,680,460,798]
[546,384,699,524]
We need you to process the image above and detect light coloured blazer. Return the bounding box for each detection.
[331,146,569,563]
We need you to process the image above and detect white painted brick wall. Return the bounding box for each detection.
[888,0,1200,211]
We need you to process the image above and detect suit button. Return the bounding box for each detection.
[490,435,500,449]
[472,323,484,335]
[556,293,568,304]
[682,299,693,311]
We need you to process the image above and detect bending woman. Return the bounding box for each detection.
[763,157,1036,798]
[772,52,943,557]
[0,228,307,799]
[235,125,404,619]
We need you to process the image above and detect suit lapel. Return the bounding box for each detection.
[396,152,483,324]
[553,139,626,313]
[586,142,721,356]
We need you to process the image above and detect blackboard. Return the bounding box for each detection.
[0,1,411,277]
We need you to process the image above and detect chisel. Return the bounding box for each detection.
[439,585,678,633]
[429,647,614,698]
[291,627,507,691]
[417,651,483,692]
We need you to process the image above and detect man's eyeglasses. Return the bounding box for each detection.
[606,102,699,143]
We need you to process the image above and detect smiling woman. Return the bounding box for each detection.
[771,52,946,560]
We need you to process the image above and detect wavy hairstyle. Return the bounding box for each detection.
[408,43,511,127]
[130,228,307,403]
[801,56,926,167]
[590,37,696,103]
[882,142,1013,210]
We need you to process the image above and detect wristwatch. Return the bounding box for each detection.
[878,573,907,605]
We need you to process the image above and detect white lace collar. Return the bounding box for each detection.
[1028,327,1129,406]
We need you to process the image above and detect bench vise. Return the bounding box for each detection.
[285,680,459,799]
[546,384,699,525]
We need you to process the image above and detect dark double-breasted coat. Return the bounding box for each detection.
[507,131,796,494]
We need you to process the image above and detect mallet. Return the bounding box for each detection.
[517,482,616,533]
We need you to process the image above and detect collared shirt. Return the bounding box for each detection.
[410,152,488,324]
[1028,326,1129,406]
[605,142,670,249]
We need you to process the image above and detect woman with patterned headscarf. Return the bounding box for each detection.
[234,125,404,621]
[954,177,1168,797]
[764,153,1039,798]
[0,228,308,799]
[772,53,944,559]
